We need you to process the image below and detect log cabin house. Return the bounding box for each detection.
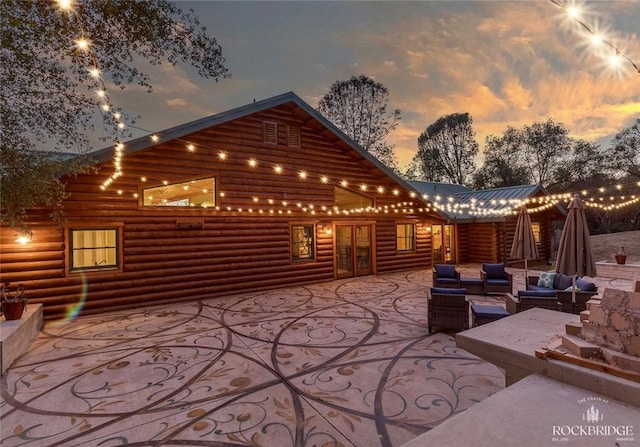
[1,92,565,320]
[1,92,446,320]
[410,181,566,266]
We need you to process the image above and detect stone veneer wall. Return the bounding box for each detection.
[580,288,640,357]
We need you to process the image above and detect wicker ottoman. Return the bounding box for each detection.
[471,304,510,327]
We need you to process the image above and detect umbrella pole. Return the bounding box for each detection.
[572,274,577,314]
[524,259,528,288]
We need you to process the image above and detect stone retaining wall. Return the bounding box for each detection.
[580,288,640,357]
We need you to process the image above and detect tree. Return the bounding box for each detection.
[518,118,572,187]
[412,113,478,185]
[1,0,229,230]
[473,118,578,190]
[472,129,530,189]
[551,139,605,192]
[605,119,640,179]
[317,75,400,171]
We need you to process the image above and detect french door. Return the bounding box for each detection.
[432,224,456,264]
[336,224,373,278]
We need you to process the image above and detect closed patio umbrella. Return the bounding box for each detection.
[555,194,597,311]
[510,205,539,284]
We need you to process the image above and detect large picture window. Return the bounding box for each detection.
[69,228,120,272]
[396,223,415,252]
[143,177,216,207]
[291,224,314,261]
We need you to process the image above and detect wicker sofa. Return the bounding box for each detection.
[506,290,562,314]
[527,273,598,314]
[428,287,469,333]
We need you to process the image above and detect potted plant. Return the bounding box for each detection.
[1,283,27,321]
[615,247,627,265]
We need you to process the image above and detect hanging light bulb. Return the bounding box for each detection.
[75,37,90,51]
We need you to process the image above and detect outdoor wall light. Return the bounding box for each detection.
[15,230,32,244]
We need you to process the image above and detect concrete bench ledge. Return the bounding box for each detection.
[402,374,639,447]
[1,304,43,375]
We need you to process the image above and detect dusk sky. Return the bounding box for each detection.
[104,1,640,169]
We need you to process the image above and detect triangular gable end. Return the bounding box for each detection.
[91,92,432,212]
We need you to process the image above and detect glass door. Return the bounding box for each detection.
[444,224,455,263]
[432,225,443,264]
[431,224,456,263]
[336,225,372,278]
[355,225,372,276]
[336,225,353,278]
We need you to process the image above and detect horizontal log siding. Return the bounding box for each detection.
[456,224,470,263]
[1,104,438,319]
[466,223,498,263]
[375,221,431,273]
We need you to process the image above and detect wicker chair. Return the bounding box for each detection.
[506,292,562,314]
[428,287,469,333]
[432,264,461,288]
[480,263,513,295]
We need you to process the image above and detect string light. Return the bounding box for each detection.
[51,0,639,216]
[549,0,640,75]
[74,37,90,51]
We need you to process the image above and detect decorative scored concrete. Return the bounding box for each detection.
[0,271,504,447]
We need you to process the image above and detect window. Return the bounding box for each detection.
[396,223,415,252]
[532,222,541,244]
[291,224,314,261]
[263,121,277,144]
[334,186,373,209]
[69,228,120,272]
[143,177,215,207]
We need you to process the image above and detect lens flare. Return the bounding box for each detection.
[50,273,88,326]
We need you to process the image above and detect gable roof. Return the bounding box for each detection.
[409,181,565,223]
[91,91,419,198]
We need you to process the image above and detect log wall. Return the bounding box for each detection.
[1,104,438,320]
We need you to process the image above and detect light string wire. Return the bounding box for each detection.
[55,0,127,188]
[54,1,639,217]
[549,0,640,75]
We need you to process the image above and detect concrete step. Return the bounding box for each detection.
[565,321,582,336]
[561,334,602,359]
[586,298,601,311]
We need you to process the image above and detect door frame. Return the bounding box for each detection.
[431,223,456,264]
[334,221,376,279]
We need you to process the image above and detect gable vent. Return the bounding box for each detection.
[288,126,301,147]
[263,121,277,144]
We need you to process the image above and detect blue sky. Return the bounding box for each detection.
[104,1,640,168]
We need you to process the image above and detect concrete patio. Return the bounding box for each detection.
[0,265,635,446]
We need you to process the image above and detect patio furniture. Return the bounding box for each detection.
[505,291,562,314]
[460,277,484,294]
[428,287,469,333]
[527,273,598,314]
[471,304,510,327]
[432,264,461,288]
[481,263,513,295]
[556,291,595,314]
